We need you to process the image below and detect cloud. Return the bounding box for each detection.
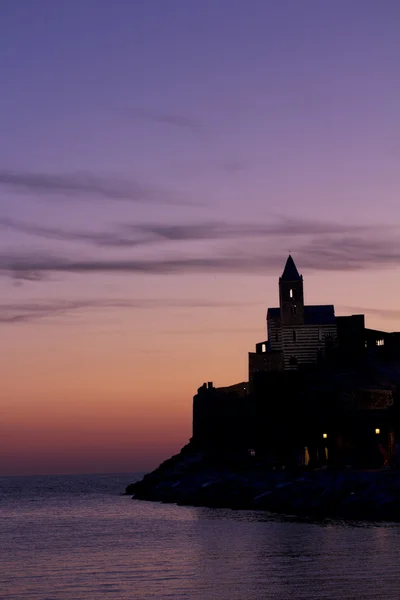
[1,221,400,281]
[0,241,397,282]
[338,306,400,320]
[129,218,382,241]
[140,111,201,131]
[0,297,254,324]
[293,235,400,272]
[0,170,189,205]
[0,217,144,248]
[163,327,261,335]
[0,253,269,279]
[117,107,202,132]
[0,215,388,249]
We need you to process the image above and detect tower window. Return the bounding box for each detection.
[376,339,384,346]
[289,289,293,298]
[261,343,266,353]
[290,305,297,315]
[293,330,297,342]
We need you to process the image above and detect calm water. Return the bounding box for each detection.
[1,473,400,600]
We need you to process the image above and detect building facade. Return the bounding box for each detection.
[250,255,337,374]
[193,255,400,468]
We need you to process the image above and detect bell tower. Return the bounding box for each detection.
[279,255,304,326]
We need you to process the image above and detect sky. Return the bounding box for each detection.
[1,0,400,476]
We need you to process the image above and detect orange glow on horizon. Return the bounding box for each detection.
[2,270,400,475]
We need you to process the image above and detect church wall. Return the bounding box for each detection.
[249,351,284,383]
[267,317,282,352]
[282,323,337,370]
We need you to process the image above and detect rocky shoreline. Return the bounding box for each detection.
[126,446,400,521]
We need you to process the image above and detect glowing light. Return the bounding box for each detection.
[322,433,328,439]
[375,428,380,434]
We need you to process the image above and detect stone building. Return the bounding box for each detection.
[249,255,337,375]
[192,255,400,468]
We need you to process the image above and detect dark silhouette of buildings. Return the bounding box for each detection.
[192,256,400,468]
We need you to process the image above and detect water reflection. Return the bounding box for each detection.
[190,506,400,600]
[2,475,400,600]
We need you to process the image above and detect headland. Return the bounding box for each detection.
[127,256,400,521]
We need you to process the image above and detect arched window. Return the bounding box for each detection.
[289,288,294,298]
[292,329,297,342]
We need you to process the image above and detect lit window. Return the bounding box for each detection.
[261,343,266,353]
[322,433,328,439]
[375,428,380,435]
[289,289,293,298]
[376,339,384,346]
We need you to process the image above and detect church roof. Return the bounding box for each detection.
[267,305,336,325]
[281,255,301,281]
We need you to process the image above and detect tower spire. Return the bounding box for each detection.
[279,255,304,325]
[281,255,301,281]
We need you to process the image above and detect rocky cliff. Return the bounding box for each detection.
[126,445,400,521]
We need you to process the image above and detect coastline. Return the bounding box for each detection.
[126,446,400,522]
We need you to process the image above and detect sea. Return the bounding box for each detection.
[1,473,400,600]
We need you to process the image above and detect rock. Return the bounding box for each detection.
[125,448,400,522]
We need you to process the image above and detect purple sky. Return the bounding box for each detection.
[1,1,400,475]
[2,1,400,265]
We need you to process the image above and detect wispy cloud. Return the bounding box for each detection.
[0,216,388,249]
[163,327,261,335]
[0,170,189,205]
[338,306,400,320]
[294,236,400,272]
[0,298,253,324]
[0,253,270,280]
[117,107,202,132]
[1,235,400,282]
[139,111,201,131]
[128,218,384,241]
[0,217,142,247]
[1,217,399,281]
